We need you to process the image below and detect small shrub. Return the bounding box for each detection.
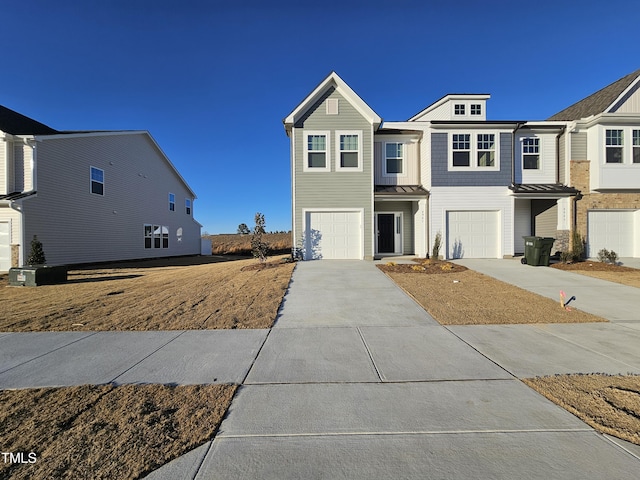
[251,212,270,263]
[386,261,397,267]
[411,265,425,272]
[597,248,618,265]
[559,251,573,264]
[440,263,453,271]
[421,258,434,265]
[570,231,585,262]
[27,235,46,265]
[431,231,442,260]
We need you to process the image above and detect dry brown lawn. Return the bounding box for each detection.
[0,257,295,331]
[379,262,606,325]
[552,261,640,288]
[0,384,236,480]
[524,374,640,446]
[206,232,291,256]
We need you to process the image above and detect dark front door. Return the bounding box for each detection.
[378,214,395,253]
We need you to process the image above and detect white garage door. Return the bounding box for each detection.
[0,222,11,272]
[447,211,499,259]
[588,210,635,258]
[305,211,362,260]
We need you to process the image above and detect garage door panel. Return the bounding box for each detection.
[0,222,10,272]
[447,211,499,259]
[588,211,635,258]
[305,211,362,260]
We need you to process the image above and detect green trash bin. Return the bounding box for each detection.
[522,236,555,266]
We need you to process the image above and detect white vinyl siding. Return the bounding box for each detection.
[0,221,10,271]
[515,132,558,184]
[513,199,532,255]
[430,186,512,259]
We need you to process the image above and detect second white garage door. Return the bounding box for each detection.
[588,210,636,258]
[0,222,10,272]
[304,211,362,260]
[447,211,499,259]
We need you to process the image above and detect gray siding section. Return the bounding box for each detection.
[22,133,201,265]
[431,132,512,186]
[375,201,414,254]
[532,200,557,238]
[571,132,587,159]
[293,88,373,258]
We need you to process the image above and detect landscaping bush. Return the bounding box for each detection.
[27,235,46,266]
[597,248,619,265]
[431,231,442,260]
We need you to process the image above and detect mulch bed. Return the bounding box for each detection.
[378,260,468,275]
[551,261,637,272]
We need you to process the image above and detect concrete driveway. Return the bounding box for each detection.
[146,260,640,479]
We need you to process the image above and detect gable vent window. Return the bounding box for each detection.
[471,104,482,116]
[326,98,339,115]
[454,104,465,115]
[90,166,104,195]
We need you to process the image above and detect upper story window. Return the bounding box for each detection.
[186,198,192,215]
[304,131,330,172]
[336,131,362,171]
[384,142,404,175]
[90,166,104,195]
[452,134,471,166]
[454,104,465,115]
[471,104,482,116]
[522,137,540,169]
[169,193,175,211]
[477,134,495,167]
[605,129,623,163]
[633,130,640,163]
[451,133,499,170]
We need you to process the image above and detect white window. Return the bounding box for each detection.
[471,104,482,116]
[477,134,495,167]
[522,137,540,169]
[145,224,169,249]
[169,193,175,211]
[605,129,623,163]
[452,134,471,167]
[90,166,104,195]
[633,130,640,164]
[450,132,499,170]
[303,131,330,171]
[384,142,404,175]
[336,131,362,171]
[186,198,192,215]
[454,104,465,115]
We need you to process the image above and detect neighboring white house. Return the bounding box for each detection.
[0,105,201,271]
[285,70,640,260]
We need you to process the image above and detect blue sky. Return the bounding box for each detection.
[2,0,639,233]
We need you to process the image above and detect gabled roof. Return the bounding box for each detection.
[283,72,382,134]
[0,105,58,135]
[408,94,490,122]
[548,69,640,121]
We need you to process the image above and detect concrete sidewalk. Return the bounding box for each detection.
[146,260,640,479]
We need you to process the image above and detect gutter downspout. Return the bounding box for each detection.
[555,126,566,185]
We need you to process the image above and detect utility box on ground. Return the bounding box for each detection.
[9,265,68,286]
[521,237,555,267]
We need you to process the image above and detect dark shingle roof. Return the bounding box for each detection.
[0,105,58,135]
[548,69,640,121]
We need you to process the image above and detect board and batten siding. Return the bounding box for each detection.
[373,139,419,185]
[22,133,200,265]
[293,88,374,258]
[610,83,640,113]
[514,131,558,184]
[374,201,414,254]
[430,186,514,258]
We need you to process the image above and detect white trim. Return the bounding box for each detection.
[335,130,363,172]
[448,132,500,172]
[375,211,403,255]
[303,130,331,172]
[301,208,364,260]
[382,141,407,178]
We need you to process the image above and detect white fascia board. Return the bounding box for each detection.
[284,72,382,130]
[409,94,491,121]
